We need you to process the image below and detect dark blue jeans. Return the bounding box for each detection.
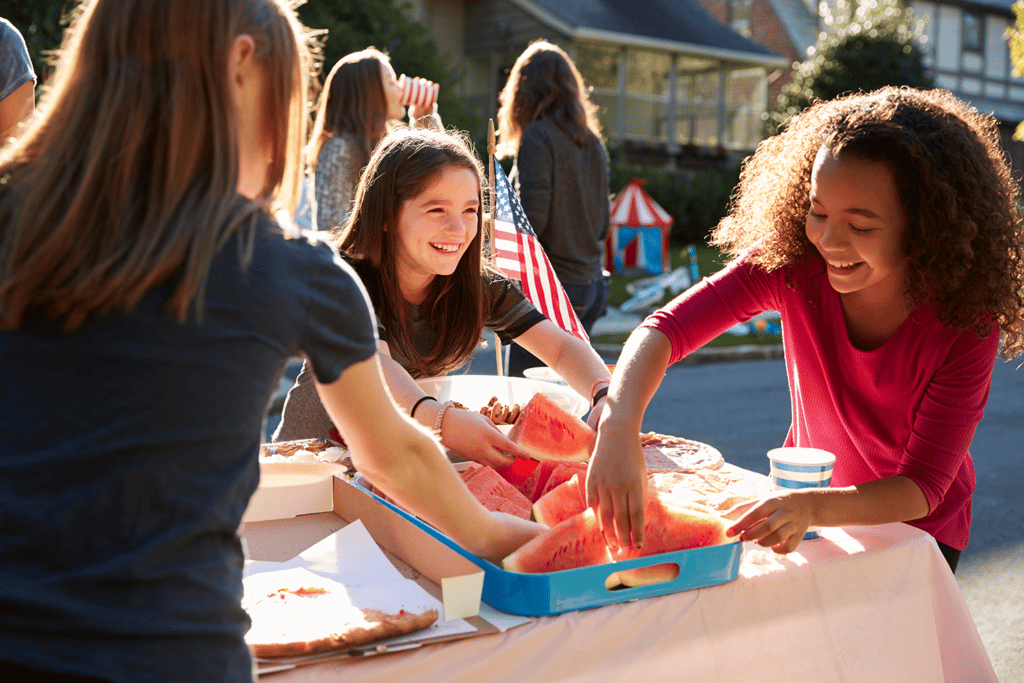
[507,275,609,377]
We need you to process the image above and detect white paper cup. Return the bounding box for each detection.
[767,447,836,540]
[398,75,439,109]
[523,366,567,386]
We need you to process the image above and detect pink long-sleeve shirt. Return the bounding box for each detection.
[643,252,998,550]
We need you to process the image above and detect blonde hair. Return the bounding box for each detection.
[0,0,316,332]
[307,48,391,187]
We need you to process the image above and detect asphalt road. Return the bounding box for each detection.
[604,352,1024,682]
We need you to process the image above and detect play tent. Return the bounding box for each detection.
[605,178,673,275]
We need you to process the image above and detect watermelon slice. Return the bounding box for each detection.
[463,466,533,520]
[502,508,612,573]
[533,473,588,527]
[504,490,735,576]
[535,462,588,501]
[516,459,559,503]
[508,393,595,463]
[494,457,540,487]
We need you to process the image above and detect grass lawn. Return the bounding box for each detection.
[594,244,782,348]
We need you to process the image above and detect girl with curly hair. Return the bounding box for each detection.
[589,87,1024,573]
[497,40,611,375]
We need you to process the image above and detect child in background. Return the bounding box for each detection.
[0,2,539,681]
[309,47,439,231]
[496,40,611,376]
[276,127,612,467]
[588,87,1024,574]
[0,17,35,140]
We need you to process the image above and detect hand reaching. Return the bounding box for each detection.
[440,408,528,468]
[586,426,648,551]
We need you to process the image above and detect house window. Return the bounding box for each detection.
[962,13,983,52]
[729,0,753,38]
[574,43,768,151]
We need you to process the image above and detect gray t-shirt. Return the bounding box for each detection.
[513,117,611,285]
[0,18,35,102]
[274,262,545,442]
[0,214,377,682]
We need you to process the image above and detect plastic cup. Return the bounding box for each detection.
[523,366,567,386]
[767,447,836,540]
[398,75,439,109]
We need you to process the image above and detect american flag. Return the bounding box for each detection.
[491,161,589,343]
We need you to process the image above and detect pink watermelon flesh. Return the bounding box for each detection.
[516,459,559,503]
[502,508,612,573]
[464,466,533,520]
[495,457,540,487]
[508,393,595,463]
[535,462,588,501]
[533,473,588,527]
[612,495,732,561]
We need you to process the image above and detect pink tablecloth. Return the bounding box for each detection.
[263,523,995,683]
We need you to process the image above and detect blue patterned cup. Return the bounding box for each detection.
[767,447,836,540]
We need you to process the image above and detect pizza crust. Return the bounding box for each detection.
[639,432,725,472]
[244,586,438,659]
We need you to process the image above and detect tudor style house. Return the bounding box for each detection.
[404,0,787,161]
[698,0,1024,175]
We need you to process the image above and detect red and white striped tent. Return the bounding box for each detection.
[605,178,673,275]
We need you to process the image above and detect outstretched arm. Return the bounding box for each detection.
[316,354,543,562]
[588,327,673,550]
[376,340,528,467]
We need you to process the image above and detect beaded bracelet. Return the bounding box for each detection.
[410,395,436,419]
[591,386,609,408]
[433,400,455,435]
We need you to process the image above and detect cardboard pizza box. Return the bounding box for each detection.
[241,475,502,673]
[241,462,343,523]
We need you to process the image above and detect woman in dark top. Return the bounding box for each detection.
[0,2,540,681]
[497,40,612,376]
[277,127,612,467]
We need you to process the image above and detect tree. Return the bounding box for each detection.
[3,0,481,136]
[767,0,932,133]
[298,0,481,138]
[2,0,74,85]
[1008,1,1024,139]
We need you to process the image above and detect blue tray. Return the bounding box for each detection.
[354,478,741,616]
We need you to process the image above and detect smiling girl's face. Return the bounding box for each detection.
[805,146,910,311]
[393,165,480,301]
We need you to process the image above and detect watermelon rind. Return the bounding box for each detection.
[502,509,612,573]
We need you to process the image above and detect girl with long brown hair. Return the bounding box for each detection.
[0,2,539,680]
[309,47,438,231]
[589,88,1024,574]
[276,127,613,467]
[497,40,611,376]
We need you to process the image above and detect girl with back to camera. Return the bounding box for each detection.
[0,2,540,681]
[588,87,1024,574]
[309,47,439,231]
[276,127,613,467]
[497,40,611,376]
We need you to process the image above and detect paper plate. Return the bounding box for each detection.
[415,375,589,418]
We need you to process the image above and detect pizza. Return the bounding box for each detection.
[639,431,725,472]
[244,584,438,659]
[647,464,773,513]
[259,438,347,465]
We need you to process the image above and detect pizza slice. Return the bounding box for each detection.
[244,583,438,659]
[639,432,725,472]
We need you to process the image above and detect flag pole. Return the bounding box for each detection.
[487,119,504,376]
